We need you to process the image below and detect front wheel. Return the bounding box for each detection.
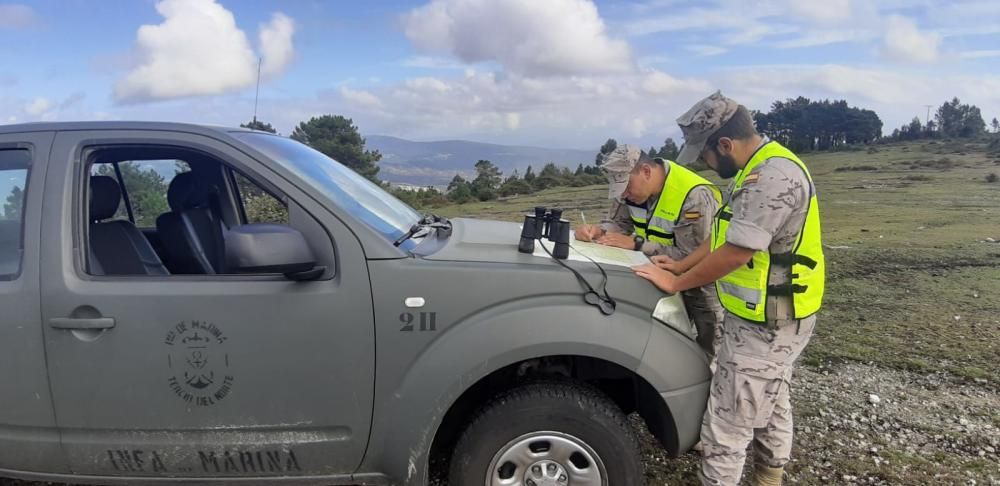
[448,381,643,486]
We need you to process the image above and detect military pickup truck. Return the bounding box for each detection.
[0,122,710,486]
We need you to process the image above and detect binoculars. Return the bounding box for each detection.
[518,206,570,259]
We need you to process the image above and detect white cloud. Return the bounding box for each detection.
[786,0,855,24]
[685,45,727,57]
[307,68,713,147]
[627,7,744,36]
[59,92,86,110]
[93,112,120,121]
[25,97,51,116]
[715,64,1000,131]
[775,29,877,48]
[339,87,383,108]
[403,56,467,70]
[625,0,889,53]
[882,15,941,63]
[936,25,1000,38]
[960,50,1000,59]
[630,118,647,138]
[642,71,712,95]
[937,1,1000,21]
[259,13,295,77]
[637,55,671,68]
[73,60,1000,151]
[114,0,295,103]
[505,112,521,130]
[626,4,800,47]
[404,77,452,93]
[0,4,40,29]
[403,0,634,77]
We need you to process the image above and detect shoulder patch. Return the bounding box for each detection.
[683,211,702,220]
[743,173,760,184]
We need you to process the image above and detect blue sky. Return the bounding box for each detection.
[1,0,998,150]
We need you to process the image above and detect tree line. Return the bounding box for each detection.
[753,96,996,151]
[752,98,883,152]
[884,98,994,142]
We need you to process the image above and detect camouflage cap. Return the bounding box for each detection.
[601,144,642,200]
[675,90,740,165]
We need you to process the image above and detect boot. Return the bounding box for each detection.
[751,464,784,486]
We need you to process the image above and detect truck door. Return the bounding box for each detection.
[0,132,67,474]
[38,130,375,478]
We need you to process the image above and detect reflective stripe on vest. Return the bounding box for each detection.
[710,142,825,322]
[630,161,721,246]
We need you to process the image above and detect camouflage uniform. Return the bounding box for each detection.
[602,183,724,357]
[698,138,817,485]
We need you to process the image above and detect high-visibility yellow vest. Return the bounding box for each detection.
[711,142,825,322]
[628,160,721,246]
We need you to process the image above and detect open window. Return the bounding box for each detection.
[82,145,332,280]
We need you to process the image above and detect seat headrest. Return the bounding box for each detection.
[167,172,211,212]
[89,176,122,221]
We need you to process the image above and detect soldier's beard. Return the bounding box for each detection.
[713,150,740,179]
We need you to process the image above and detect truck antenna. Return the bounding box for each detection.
[253,57,262,125]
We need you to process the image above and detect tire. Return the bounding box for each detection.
[448,381,643,486]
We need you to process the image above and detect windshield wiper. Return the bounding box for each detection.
[393,214,452,247]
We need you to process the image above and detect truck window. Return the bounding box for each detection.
[0,149,30,279]
[90,160,191,228]
[232,171,288,224]
[82,146,330,278]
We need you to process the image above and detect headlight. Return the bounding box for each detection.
[652,294,696,340]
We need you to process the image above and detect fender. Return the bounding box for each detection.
[368,293,709,485]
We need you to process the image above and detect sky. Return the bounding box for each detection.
[1,0,999,150]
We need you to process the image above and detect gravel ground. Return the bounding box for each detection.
[638,361,1000,485]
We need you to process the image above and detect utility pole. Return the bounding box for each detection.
[252,57,262,125]
[924,104,932,125]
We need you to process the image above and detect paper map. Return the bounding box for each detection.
[535,235,650,267]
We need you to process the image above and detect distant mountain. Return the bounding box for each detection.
[366,135,595,186]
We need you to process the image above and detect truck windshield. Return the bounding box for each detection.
[234,132,421,245]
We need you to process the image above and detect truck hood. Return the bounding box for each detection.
[419,217,588,266]
[416,218,696,340]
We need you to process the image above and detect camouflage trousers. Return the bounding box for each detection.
[699,312,817,486]
[681,283,726,360]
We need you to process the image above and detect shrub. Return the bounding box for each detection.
[835,165,879,172]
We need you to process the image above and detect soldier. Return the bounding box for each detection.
[576,144,724,357]
[632,91,825,486]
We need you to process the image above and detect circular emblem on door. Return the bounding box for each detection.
[164,321,234,407]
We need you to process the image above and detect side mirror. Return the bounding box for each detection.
[225,224,324,281]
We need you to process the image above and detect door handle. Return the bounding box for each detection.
[49,317,116,330]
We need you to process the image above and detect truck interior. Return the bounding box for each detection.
[84,146,288,276]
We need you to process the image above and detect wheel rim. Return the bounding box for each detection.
[484,431,607,486]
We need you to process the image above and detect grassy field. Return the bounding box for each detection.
[434,138,1000,484]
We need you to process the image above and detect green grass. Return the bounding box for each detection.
[433,137,1000,383]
